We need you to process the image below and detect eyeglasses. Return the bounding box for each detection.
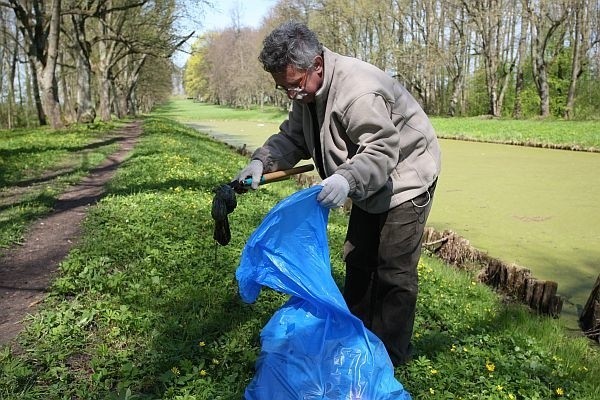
[275,68,311,100]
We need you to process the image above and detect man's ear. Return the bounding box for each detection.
[313,55,324,74]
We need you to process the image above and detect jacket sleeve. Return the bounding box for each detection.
[334,93,401,201]
[251,103,311,172]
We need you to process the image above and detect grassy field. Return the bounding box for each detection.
[0,117,599,399]
[432,118,600,151]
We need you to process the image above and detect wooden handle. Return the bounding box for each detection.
[262,164,315,184]
[243,164,315,186]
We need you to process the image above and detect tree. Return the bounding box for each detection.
[513,0,531,118]
[460,0,519,117]
[5,0,64,128]
[183,36,210,100]
[564,0,600,119]
[525,0,569,117]
[135,55,173,112]
[442,0,472,116]
[60,0,101,123]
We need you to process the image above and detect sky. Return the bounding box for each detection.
[200,0,277,32]
[174,0,278,67]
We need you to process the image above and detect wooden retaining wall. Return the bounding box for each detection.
[421,227,563,318]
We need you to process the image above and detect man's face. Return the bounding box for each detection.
[272,57,323,104]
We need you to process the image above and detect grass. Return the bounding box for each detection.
[0,121,123,252]
[0,117,598,399]
[431,117,600,151]
[160,98,600,151]
[155,98,286,123]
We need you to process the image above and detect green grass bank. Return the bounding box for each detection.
[0,117,598,399]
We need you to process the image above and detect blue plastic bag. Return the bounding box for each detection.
[236,186,411,400]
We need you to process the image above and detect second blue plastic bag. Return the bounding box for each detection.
[236,186,411,400]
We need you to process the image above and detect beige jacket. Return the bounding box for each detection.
[252,48,441,213]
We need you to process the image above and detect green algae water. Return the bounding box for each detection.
[429,139,599,326]
[189,120,599,328]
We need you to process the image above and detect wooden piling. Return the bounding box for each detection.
[580,275,600,343]
[422,227,563,318]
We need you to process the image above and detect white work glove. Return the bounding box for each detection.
[236,159,263,189]
[317,174,350,208]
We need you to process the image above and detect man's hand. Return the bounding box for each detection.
[317,174,350,208]
[236,159,264,189]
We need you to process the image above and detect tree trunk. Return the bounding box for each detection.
[37,0,63,128]
[75,52,96,123]
[7,31,19,129]
[123,55,147,117]
[564,2,587,120]
[71,13,95,123]
[448,74,462,116]
[28,59,46,126]
[12,0,64,128]
[535,59,551,118]
[37,59,63,128]
[513,1,529,119]
[97,45,113,122]
[57,54,75,124]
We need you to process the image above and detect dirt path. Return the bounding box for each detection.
[0,121,142,347]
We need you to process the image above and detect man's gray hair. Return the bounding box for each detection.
[258,21,323,73]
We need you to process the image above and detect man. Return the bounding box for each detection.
[235,21,441,366]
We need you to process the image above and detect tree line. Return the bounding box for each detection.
[184,0,600,120]
[0,0,208,129]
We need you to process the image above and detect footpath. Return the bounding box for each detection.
[0,121,142,347]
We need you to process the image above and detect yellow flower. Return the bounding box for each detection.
[508,394,515,399]
[199,341,205,347]
[555,387,564,396]
[430,369,438,375]
[212,358,220,365]
[451,344,457,352]
[200,369,207,376]
[486,360,496,372]
[496,385,503,391]
[171,367,180,375]
[429,388,435,395]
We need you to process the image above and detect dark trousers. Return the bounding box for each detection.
[343,181,436,366]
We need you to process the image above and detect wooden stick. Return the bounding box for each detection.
[244,164,315,186]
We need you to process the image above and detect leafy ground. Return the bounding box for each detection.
[0,117,598,399]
